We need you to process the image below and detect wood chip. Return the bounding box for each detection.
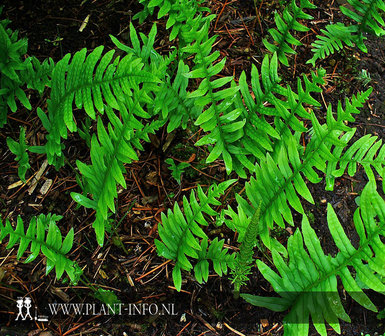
[28,160,48,195]
[79,14,90,32]
[7,180,23,190]
[39,179,53,195]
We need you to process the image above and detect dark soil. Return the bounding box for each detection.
[1,0,385,335]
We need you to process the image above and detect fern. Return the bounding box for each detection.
[307,23,357,66]
[194,237,235,286]
[0,213,81,284]
[155,180,236,291]
[263,0,316,66]
[341,0,385,38]
[326,132,385,191]
[153,60,200,132]
[232,201,262,295]
[230,53,325,177]
[20,56,53,94]
[225,89,372,252]
[6,126,30,182]
[110,23,174,79]
[3,3,385,334]
[66,24,187,245]
[71,103,164,246]
[0,17,29,126]
[241,182,385,336]
[165,158,190,184]
[183,23,245,175]
[134,0,210,41]
[0,11,53,127]
[309,0,385,64]
[112,25,200,131]
[38,42,160,168]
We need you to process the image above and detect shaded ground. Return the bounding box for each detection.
[0,0,385,335]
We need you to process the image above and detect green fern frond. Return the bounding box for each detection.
[110,23,174,79]
[0,14,53,127]
[0,213,81,284]
[232,201,262,294]
[225,53,324,178]
[274,68,326,139]
[307,23,357,66]
[241,181,385,336]
[67,26,172,245]
[39,43,160,168]
[21,56,54,93]
[71,99,163,246]
[341,0,385,38]
[165,158,190,184]
[326,132,385,191]
[154,60,200,132]
[155,180,236,291]
[6,126,30,182]
[0,18,30,126]
[308,0,385,64]
[0,20,27,82]
[225,89,371,252]
[263,0,316,66]
[183,24,245,174]
[236,53,285,161]
[134,0,210,41]
[111,24,198,131]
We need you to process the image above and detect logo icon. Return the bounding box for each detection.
[15,297,33,321]
[15,297,48,322]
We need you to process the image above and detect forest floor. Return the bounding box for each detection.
[1,0,385,335]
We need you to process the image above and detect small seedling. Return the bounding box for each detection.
[165,158,190,184]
